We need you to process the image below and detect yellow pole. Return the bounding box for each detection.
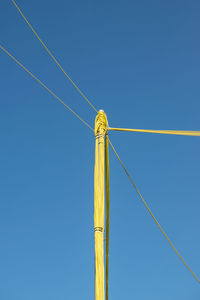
[94,110,108,300]
[105,134,110,300]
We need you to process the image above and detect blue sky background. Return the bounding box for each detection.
[0,0,200,299]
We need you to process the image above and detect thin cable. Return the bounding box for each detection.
[11,0,98,113]
[0,45,94,132]
[108,137,200,284]
[108,127,200,137]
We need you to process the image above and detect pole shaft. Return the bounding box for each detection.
[94,111,108,300]
[105,134,110,300]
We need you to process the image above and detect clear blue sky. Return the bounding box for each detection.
[0,0,200,299]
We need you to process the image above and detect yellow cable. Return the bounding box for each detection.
[11,0,98,113]
[108,137,200,284]
[0,45,94,132]
[108,127,200,137]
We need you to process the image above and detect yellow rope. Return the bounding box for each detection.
[11,0,98,113]
[0,45,94,132]
[108,137,200,284]
[108,127,200,137]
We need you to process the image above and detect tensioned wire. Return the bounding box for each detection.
[108,127,200,137]
[11,0,98,114]
[0,45,94,132]
[108,137,200,284]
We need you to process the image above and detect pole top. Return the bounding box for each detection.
[95,110,108,136]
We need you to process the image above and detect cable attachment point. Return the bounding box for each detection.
[95,110,108,137]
